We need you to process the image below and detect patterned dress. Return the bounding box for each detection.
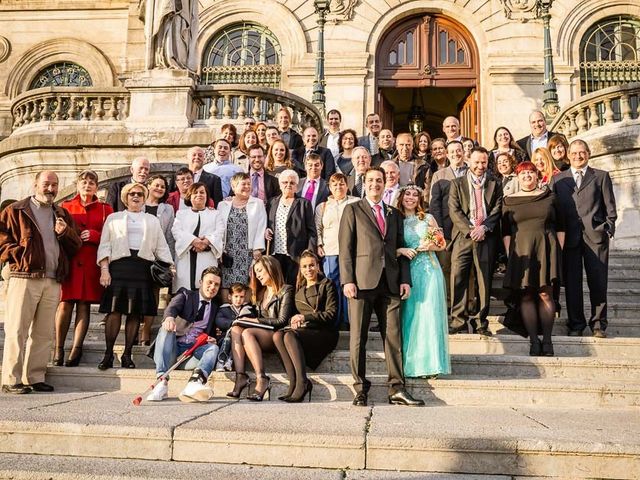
[222,206,253,288]
[401,214,451,377]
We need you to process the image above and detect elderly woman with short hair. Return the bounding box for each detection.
[97,182,173,370]
[217,172,268,298]
[265,169,317,285]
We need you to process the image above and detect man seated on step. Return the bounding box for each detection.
[147,266,222,402]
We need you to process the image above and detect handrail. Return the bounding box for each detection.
[549,82,640,138]
[11,86,130,130]
[193,84,323,130]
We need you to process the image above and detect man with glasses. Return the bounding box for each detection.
[167,168,214,212]
[243,117,257,133]
[247,144,279,203]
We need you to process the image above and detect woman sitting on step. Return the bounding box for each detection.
[227,256,294,401]
[273,250,338,402]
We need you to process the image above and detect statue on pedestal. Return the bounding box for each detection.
[138,0,198,74]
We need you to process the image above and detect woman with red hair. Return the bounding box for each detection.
[501,162,564,356]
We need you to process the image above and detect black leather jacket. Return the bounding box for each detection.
[257,284,295,329]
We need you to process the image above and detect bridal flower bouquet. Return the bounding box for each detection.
[420,226,446,250]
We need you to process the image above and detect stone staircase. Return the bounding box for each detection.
[0,250,639,478]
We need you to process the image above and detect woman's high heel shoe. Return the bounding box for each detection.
[227,373,251,398]
[97,353,114,370]
[529,338,542,356]
[120,354,136,369]
[248,375,271,401]
[542,340,554,356]
[285,379,313,403]
[65,347,83,367]
[278,389,294,402]
[53,347,65,367]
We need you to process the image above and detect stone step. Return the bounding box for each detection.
[488,316,640,337]
[0,453,508,480]
[2,363,639,408]
[36,332,640,365]
[5,339,640,380]
[0,393,637,478]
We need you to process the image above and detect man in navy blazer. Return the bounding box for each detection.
[298,153,331,210]
[291,127,336,180]
[148,267,222,402]
[551,139,617,337]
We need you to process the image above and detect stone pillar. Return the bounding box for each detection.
[125,70,195,129]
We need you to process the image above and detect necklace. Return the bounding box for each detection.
[521,187,538,192]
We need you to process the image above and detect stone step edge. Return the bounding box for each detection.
[8,366,640,390]
[0,407,638,478]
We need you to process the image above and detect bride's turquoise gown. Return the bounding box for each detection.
[402,214,451,377]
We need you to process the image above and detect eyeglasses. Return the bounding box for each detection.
[127,192,144,197]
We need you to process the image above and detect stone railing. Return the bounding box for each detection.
[11,87,130,130]
[193,84,323,130]
[550,82,640,138]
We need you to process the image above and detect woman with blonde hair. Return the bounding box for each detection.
[532,147,560,187]
[265,139,293,176]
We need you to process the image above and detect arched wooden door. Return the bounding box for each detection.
[376,15,480,140]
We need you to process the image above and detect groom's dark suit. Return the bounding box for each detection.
[338,198,410,394]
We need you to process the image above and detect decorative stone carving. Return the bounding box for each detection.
[0,36,11,63]
[499,0,542,22]
[328,0,358,23]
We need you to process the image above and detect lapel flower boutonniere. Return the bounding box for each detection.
[385,205,393,217]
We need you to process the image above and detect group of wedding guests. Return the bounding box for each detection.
[0,107,616,408]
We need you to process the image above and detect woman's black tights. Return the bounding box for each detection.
[273,330,308,399]
[104,313,140,357]
[520,286,555,343]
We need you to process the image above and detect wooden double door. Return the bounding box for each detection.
[376,14,480,140]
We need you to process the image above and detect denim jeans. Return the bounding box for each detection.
[323,255,349,326]
[153,328,219,378]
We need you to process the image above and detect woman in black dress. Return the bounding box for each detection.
[502,162,564,356]
[273,250,338,402]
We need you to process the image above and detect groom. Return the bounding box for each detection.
[339,166,424,407]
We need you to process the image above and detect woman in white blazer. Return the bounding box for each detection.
[172,182,224,293]
[217,172,268,298]
[96,183,173,370]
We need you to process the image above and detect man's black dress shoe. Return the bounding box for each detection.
[476,327,492,337]
[388,389,425,406]
[352,391,368,406]
[567,329,583,337]
[592,328,607,338]
[27,382,54,392]
[448,325,467,335]
[2,383,32,394]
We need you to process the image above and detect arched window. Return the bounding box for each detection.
[580,16,640,95]
[29,62,93,89]
[201,23,281,87]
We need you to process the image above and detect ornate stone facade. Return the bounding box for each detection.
[0,0,638,246]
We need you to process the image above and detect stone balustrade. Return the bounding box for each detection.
[11,87,130,130]
[193,84,323,130]
[550,82,640,138]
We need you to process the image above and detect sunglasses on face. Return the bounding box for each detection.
[128,192,144,197]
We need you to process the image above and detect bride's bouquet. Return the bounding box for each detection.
[419,226,446,250]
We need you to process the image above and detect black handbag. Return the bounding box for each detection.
[222,252,234,268]
[150,260,172,287]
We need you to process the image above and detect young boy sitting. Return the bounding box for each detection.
[214,283,257,371]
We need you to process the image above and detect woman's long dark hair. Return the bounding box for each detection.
[296,250,324,289]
